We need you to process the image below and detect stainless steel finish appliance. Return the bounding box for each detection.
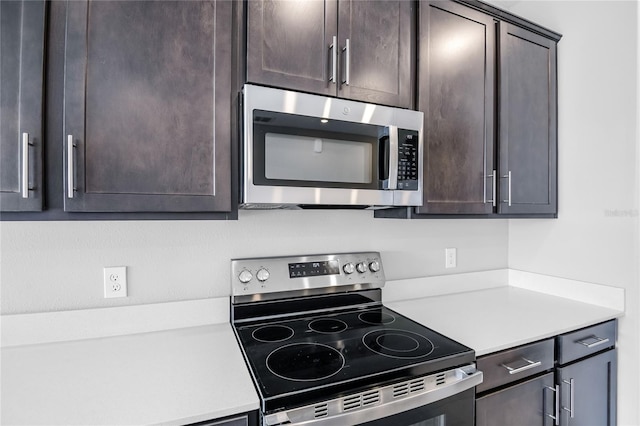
[241,85,424,208]
[231,252,482,425]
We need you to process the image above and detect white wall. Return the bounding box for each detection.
[0,212,508,314]
[494,1,639,425]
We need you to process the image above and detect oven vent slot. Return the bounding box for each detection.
[393,378,426,398]
[342,390,380,411]
[362,390,380,406]
[409,378,425,393]
[314,403,328,418]
[436,373,447,386]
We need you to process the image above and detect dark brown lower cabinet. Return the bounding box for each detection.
[476,321,618,426]
[476,372,555,426]
[556,348,617,426]
[188,410,258,426]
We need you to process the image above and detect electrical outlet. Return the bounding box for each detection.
[445,248,457,269]
[104,266,127,298]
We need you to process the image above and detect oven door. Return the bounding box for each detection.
[361,388,475,426]
[262,366,481,426]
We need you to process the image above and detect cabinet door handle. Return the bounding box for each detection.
[545,385,560,426]
[501,357,542,375]
[485,170,496,206]
[562,378,575,418]
[67,135,76,199]
[342,38,350,85]
[21,132,32,198]
[576,336,610,348]
[329,35,337,84]
[502,171,512,206]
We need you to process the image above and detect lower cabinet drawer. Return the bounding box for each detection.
[557,320,616,365]
[476,372,555,426]
[190,414,250,426]
[476,338,554,393]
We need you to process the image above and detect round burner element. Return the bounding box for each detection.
[252,325,295,343]
[375,333,420,352]
[266,343,345,381]
[363,329,435,359]
[309,318,348,334]
[358,311,396,325]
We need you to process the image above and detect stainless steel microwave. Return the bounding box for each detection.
[241,84,424,208]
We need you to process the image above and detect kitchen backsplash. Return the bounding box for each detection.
[0,209,507,314]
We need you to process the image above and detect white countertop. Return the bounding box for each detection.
[388,286,624,356]
[1,323,259,426]
[0,271,625,425]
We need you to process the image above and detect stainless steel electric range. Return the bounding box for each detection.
[231,252,483,425]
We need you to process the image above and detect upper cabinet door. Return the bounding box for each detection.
[498,22,557,215]
[63,1,232,212]
[246,0,338,97]
[246,0,413,108]
[0,0,45,212]
[337,0,413,108]
[415,1,495,215]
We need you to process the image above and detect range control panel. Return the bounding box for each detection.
[231,252,385,298]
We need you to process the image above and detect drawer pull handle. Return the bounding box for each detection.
[501,357,542,375]
[576,336,610,348]
[545,385,560,426]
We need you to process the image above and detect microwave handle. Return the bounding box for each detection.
[387,125,398,190]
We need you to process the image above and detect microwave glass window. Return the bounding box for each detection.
[264,133,373,184]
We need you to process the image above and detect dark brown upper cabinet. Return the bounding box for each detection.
[246,0,414,109]
[498,22,557,215]
[416,1,496,215]
[1,0,46,212]
[404,0,559,218]
[63,0,232,213]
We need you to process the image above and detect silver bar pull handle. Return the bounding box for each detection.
[502,171,512,206]
[501,357,542,375]
[21,132,31,198]
[67,135,76,199]
[342,38,350,85]
[485,170,496,206]
[545,385,560,426]
[577,336,610,349]
[562,378,575,418]
[387,126,398,190]
[329,36,337,84]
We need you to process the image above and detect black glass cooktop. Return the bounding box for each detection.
[234,305,474,410]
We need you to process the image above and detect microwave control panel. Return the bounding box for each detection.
[397,129,419,190]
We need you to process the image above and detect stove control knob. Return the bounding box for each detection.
[356,262,367,273]
[238,270,253,284]
[343,263,355,274]
[369,260,381,272]
[256,268,270,282]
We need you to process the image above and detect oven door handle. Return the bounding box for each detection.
[264,367,483,426]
